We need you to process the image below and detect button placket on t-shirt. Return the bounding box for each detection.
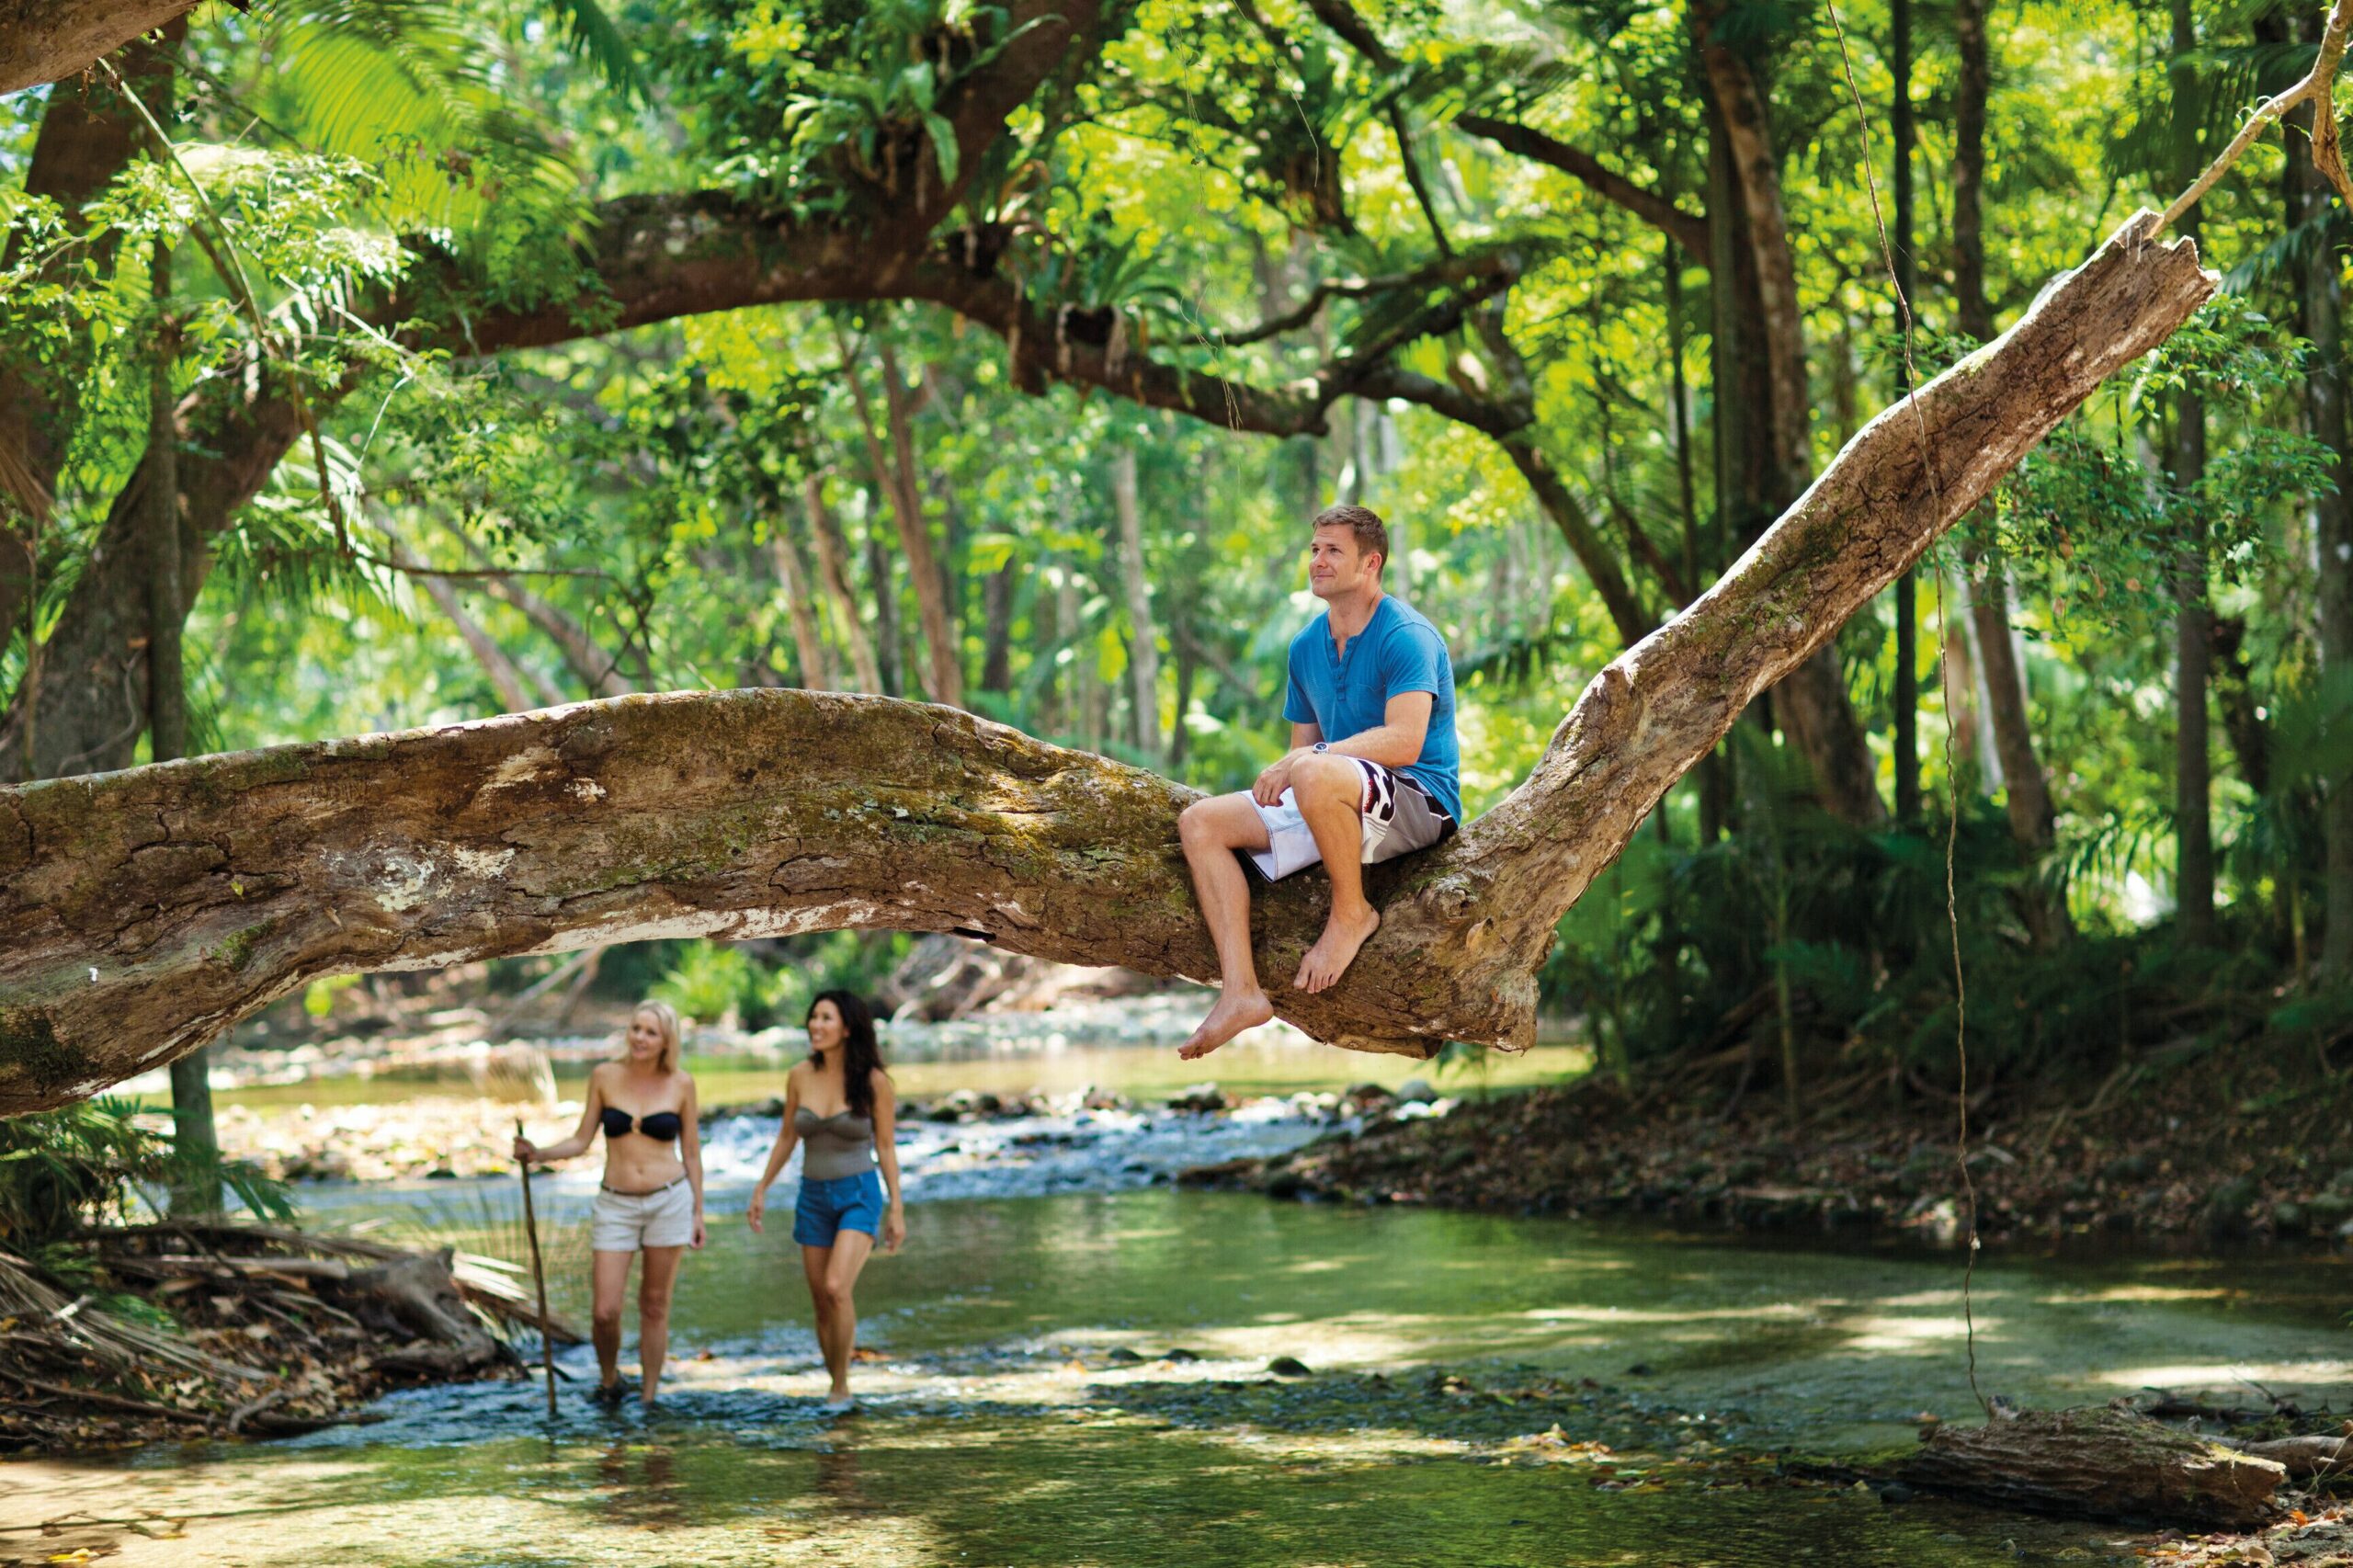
[1327,600,1384,736]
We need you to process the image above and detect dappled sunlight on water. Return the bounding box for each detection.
[4,1190,2346,1566]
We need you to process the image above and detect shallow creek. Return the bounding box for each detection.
[6,1187,2347,1567]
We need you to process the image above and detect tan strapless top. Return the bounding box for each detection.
[795,1106,876,1181]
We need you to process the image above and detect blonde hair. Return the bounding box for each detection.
[630,1000,683,1074]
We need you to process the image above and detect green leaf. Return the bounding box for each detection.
[923,111,961,188]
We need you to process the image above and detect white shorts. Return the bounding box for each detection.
[591,1177,694,1252]
[1246,757,1453,881]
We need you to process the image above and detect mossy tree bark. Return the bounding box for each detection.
[1899,1407,2284,1528]
[0,213,2215,1114]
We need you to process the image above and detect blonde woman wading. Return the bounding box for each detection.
[747,991,905,1415]
[512,1000,706,1410]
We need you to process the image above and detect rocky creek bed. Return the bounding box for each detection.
[6,1186,2350,1567]
[1209,1050,2353,1249]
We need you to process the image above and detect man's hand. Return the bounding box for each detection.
[1254,749,1309,806]
[746,1187,767,1233]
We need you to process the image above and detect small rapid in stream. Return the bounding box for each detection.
[7,1019,2349,1567]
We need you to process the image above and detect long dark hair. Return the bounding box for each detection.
[809,990,884,1119]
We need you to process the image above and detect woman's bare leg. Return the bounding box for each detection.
[802,1244,847,1393]
[637,1244,686,1406]
[821,1230,879,1399]
[590,1250,633,1390]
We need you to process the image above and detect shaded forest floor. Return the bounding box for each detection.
[1204,1036,2353,1248]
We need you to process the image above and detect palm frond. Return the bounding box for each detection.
[544,0,648,105]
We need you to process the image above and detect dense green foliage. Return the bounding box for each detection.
[6,0,2353,1104]
[0,1097,290,1247]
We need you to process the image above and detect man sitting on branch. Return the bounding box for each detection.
[1176,504,1462,1060]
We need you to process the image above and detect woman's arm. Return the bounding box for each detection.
[746,1067,802,1233]
[872,1069,905,1254]
[515,1069,603,1164]
[678,1073,707,1249]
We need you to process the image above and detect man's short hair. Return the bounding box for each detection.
[1312,504,1389,571]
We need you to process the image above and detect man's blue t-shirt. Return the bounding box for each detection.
[1281,596,1462,822]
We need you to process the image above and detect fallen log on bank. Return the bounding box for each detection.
[1898,1406,2288,1528]
[0,1222,579,1450]
[2217,1432,2353,1479]
[0,211,2215,1112]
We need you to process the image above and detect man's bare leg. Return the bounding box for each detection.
[1290,755,1381,994]
[1176,793,1276,1059]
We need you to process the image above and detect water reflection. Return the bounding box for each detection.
[594,1441,688,1531]
[3,1190,2345,1568]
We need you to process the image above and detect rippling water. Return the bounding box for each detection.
[6,1187,2347,1567]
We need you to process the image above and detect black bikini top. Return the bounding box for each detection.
[600,1107,683,1142]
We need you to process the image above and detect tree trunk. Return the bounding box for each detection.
[2171,0,2216,949]
[147,254,217,1217]
[1695,38,1884,825]
[980,561,1017,696]
[844,334,961,708]
[1968,565,2066,923]
[2297,16,2353,976]
[0,210,2214,1113]
[1689,1,1810,506]
[1898,1407,2282,1528]
[0,27,191,784]
[1891,0,1921,824]
[0,31,172,650]
[1109,448,1161,756]
[1951,0,2063,947]
[802,475,883,695]
[1169,631,1195,770]
[144,252,185,770]
[862,515,904,698]
[1951,0,1992,345]
[882,344,962,707]
[2173,413,2216,946]
[2209,613,2269,794]
[769,521,834,690]
[1503,440,1651,645]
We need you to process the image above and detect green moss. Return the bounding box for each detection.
[212,919,276,973]
[0,1007,79,1094]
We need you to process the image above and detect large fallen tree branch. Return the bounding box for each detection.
[0,210,2213,1113]
[0,0,199,97]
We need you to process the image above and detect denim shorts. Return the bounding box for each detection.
[793,1170,885,1247]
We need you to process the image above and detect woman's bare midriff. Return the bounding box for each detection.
[601,1066,688,1193]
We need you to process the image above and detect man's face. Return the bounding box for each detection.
[1307,524,1377,599]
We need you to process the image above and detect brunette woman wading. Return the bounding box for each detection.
[513,1000,706,1410]
[747,991,905,1415]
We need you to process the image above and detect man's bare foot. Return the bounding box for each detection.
[1292,905,1380,994]
[1177,990,1274,1060]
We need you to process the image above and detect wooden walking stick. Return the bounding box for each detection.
[516,1118,557,1417]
